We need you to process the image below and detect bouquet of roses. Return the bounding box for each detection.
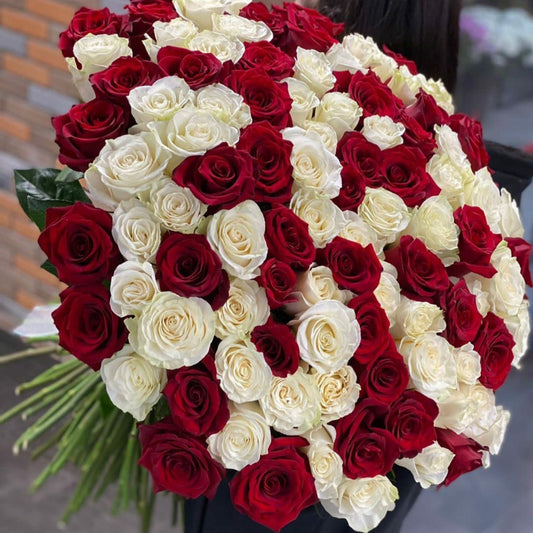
[3,1,532,532]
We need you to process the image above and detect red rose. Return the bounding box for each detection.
[505,237,533,287]
[383,45,418,75]
[332,70,352,93]
[380,146,440,208]
[264,205,315,271]
[404,90,448,131]
[52,99,128,172]
[225,68,293,128]
[334,166,367,211]
[90,57,164,106]
[474,312,515,390]
[386,391,438,458]
[164,355,229,437]
[385,236,449,303]
[38,202,122,285]
[59,7,130,59]
[172,143,255,210]
[447,113,489,172]
[157,46,228,90]
[251,317,300,377]
[126,0,178,29]
[320,237,382,293]
[334,398,399,478]
[349,70,403,118]
[156,232,229,310]
[138,419,224,499]
[236,41,294,81]
[257,258,297,309]
[240,3,287,46]
[443,279,483,347]
[436,428,486,486]
[400,112,437,159]
[237,121,294,204]
[52,285,127,370]
[230,436,317,532]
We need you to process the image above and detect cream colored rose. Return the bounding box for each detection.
[435,125,467,164]
[173,0,250,30]
[206,200,268,280]
[469,405,510,455]
[453,344,482,385]
[294,47,336,98]
[215,278,269,339]
[338,211,383,254]
[189,30,244,63]
[259,367,321,435]
[148,178,207,233]
[282,127,342,198]
[387,65,420,105]
[391,297,446,340]
[463,167,501,233]
[110,261,159,317]
[195,84,252,129]
[85,132,169,211]
[127,291,215,369]
[417,73,455,114]
[284,78,320,127]
[499,188,524,238]
[358,187,411,242]
[321,475,398,533]
[326,43,365,74]
[312,365,361,422]
[342,33,381,69]
[211,14,273,42]
[303,121,338,153]
[215,336,272,403]
[315,92,363,139]
[293,300,361,373]
[100,345,167,421]
[505,300,531,368]
[144,18,198,61]
[463,273,491,317]
[396,443,455,489]
[207,402,271,471]
[435,385,476,434]
[374,269,401,327]
[362,115,405,150]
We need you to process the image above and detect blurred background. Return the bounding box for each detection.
[0,0,532,532]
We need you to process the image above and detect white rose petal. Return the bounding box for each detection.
[326,43,365,74]
[505,300,531,368]
[342,34,381,69]
[499,188,524,238]
[374,270,401,327]
[362,115,405,150]
[303,120,338,153]
[173,0,250,30]
[417,74,455,114]
[463,273,491,317]
[315,92,363,139]
[294,47,336,98]
[463,167,502,233]
[211,14,272,42]
[453,344,482,385]
[387,65,420,105]
[339,211,384,254]
[391,297,446,340]
[284,77,320,127]
[143,18,198,61]
[189,30,244,63]
[195,84,252,129]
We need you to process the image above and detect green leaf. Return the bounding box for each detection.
[99,391,115,419]
[41,259,58,278]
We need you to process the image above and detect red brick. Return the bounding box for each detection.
[14,254,59,286]
[25,0,76,26]
[27,39,68,72]
[0,112,32,141]
[1,8,49,39]
[3,54,50,85]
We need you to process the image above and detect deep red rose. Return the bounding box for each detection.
[447,113,489,172]
[334,166,367,211]
[320,237,382,293]
[172,143,255,210]
[157,46,227,90]
[225,68,293,128]
[380,146,440,207]
[236,121,294,204]
[236,41,294,81]
[436,428,486,486]
[38,202,122,285]
[52,285,127,370]
[332,70,352,93]
[505,237,533,287]
[258,258,297,309]
[474,312,515,390]
[448,206,502,278]
[90,57,164,106]
[156,232,229,310]
[383,45,418,75]
[404,90,448,131]
[443,279,483,347]
[264,205,315,271]
[348,293,393,365]
[386,391,438,458]
[251,317,300,377]
[59,7,130,59]
[385,236,450,303]
[240,2,287,46]
[138,419,224,499]
[400,112,438,159]
[52,99,128,172]
[334,398,399,478]
[349,70,403,118]
[230,436,317,532]
[164,355,229,437]
[126,0,178,30]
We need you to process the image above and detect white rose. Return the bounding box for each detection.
[294,47,336,98]
[434,385,476,434]
[188,30,244,63]
[314,92,363,139]
[435,125,467,164]
[417,74,455,114]
[282,127,342,198]
[342,33,381,69]
[303,120,338,153]
[453,344,482,385]
[260,367,321,435]
[290,189,344,248]
[206,200,268,280]
[322,475,398,533]
[148,178,207,233]
[505,300,531,368]
[215,278,269,339]
[127,291,215,369]
[293,300,361,373]
[143,19,198,60]
[463,167,501,233]
[368,54,398,83]
[468,405,510,455]
[207,402,271,471]
[499,188,524,238]
[387,65,420,105]
[211,14,273,42]
[463,273,491,317]
[215,336,272,403]
[362,115,405,150]
[338,211,384,254]
[173,0,250,30]
[100,345,167,421]
[284,78,320,127]
[312,365,361,422]
[391,297,446,340]
[358,187,411,242]
[110,261,159,317]
[399,333,457,401]
[195,84,252,129]
[326,43,365,74]
[396,442,455,489]
[374,270,401,327]
[85,132,169,211]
